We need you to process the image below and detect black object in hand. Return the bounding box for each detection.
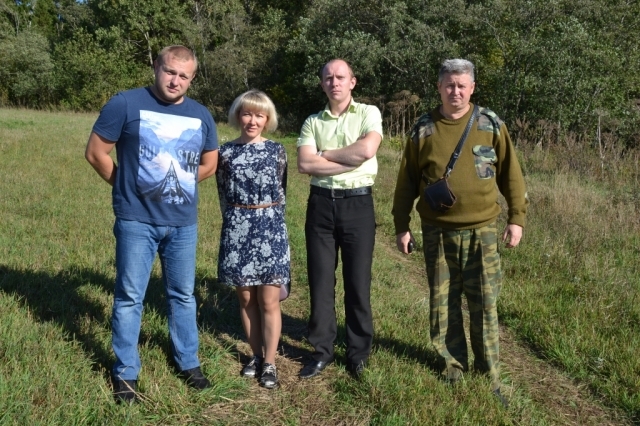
[408,241,414,253]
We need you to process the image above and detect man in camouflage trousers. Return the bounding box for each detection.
[391,59,528,406]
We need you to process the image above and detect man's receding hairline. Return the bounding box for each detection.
[322,59,355,79]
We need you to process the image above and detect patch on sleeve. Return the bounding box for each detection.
[477,107,503,136]
[411,113,435,145]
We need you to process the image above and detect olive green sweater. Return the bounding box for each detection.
[392,103,528,232]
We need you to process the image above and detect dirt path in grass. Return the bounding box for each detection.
[204,222,630,424]
[499,326,630,425]
[381,237,630,424]
[211,324,629,425]
[209,299,630,425]
[382,232,631,425]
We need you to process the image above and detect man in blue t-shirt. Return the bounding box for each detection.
[85,45,219,404]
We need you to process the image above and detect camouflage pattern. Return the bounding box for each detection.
[411,107,503,146]
[421,222,502,390]
[411,113,435,145]
[472,145,497,179]
[476,107,503,135]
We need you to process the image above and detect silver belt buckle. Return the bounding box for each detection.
[330,188,344,198]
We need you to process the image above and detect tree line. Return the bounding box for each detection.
[2,0,639,145]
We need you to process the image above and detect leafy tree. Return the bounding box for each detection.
[181,0,251,115]
[53,27,151,110]
[465,0,640,140]
[282,0,640,141]
[32,0,58,40]
[56,0,96,40]
[284,0,468,128]
[0,0,639,145]
[0,30,54,107]
[184,0,290,121]
[88,0,192,66]
[0,0,28,36]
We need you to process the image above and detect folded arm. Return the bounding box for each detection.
[297,145,357,176]
[85,132,117,186]
[320,131,382,166]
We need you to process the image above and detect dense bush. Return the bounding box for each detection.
[1,0,639,145]
[0,31,55,107]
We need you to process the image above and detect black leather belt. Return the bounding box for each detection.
[310,185,372,198]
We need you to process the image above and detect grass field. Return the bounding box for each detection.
[0,108,638,425]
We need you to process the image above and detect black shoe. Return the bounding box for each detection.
[179,366,211,390]
[493,388,509,408]
[241,355,263,378]
[346,360,367,379]
[260,363,278,389]
[113,379,137,404]
[299,359,332,379]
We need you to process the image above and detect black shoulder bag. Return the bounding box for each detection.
[422,105,478,212]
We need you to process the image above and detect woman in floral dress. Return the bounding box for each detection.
[216,90,290,389]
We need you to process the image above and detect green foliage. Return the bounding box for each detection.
[0,31,54,107]
[88,0,192,66]
[0,0,29,36]
[465,0,639,137]
[185,1,291,122]
[31,0,58,40]
[53,27,151,110]
[2,0,640,145]
[285,0,467,131]
[283,0,640,143]
[56,0,96,39]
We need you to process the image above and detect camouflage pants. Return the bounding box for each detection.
[421,222,502,390]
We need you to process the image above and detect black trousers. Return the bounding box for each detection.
[304,191,375,364]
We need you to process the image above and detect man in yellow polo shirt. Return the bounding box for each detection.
[297,59,383,379]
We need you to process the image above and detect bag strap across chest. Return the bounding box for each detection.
[443,104,479,178]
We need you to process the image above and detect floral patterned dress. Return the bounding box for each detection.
[216,140,290,287]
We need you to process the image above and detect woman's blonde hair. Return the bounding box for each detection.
[228,89,278,133]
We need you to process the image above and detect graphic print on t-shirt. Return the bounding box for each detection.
[137,110,202,204]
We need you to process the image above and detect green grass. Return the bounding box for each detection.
[498,171,640,415]
[0,108,637,424]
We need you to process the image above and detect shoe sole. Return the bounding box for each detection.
[299,360,333,379]
[260,381,278,389]
[300,373,320,379]
[299,366,328,379]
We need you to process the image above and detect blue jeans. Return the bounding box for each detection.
[112,218,201,380]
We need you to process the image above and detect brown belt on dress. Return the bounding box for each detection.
[229,202,279,209]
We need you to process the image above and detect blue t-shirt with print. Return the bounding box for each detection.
[92,87,218,226]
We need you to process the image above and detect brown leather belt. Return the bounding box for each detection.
[230,202,279,209]
[310,185,372,198]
